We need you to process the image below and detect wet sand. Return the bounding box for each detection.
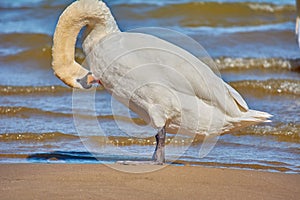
[0,164,299,200]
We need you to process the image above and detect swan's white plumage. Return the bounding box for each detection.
[52,0,272,136]
[88,32,271,135]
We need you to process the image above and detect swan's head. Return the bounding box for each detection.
[52,61,98,89]
[51,0,117,89]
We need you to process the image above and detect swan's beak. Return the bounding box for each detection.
[76,72,102,89]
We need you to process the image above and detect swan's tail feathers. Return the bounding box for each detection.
[241,109,273,123]
[227,110,272,133]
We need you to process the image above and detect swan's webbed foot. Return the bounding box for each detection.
[117,126,166,165]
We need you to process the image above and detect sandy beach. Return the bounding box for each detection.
[0,2,299,200]
[0,164,299,200]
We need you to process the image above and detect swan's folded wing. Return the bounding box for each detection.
[224,82,249,111]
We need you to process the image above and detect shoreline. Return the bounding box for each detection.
[0,164,299,200]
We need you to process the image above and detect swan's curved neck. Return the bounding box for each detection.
[52,0,119,88]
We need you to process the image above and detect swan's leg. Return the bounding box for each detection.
[116,126,166,165]
[152,126,166,164]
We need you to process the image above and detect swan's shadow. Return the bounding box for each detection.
[27,151,152,163]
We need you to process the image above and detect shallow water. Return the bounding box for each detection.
[0,0,299,173]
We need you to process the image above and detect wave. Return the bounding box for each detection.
[0,34,297,70]
[0,106,72,118]
[1,78,298,97]
[0,33,51,49]
[182,23,294,36]
[1,113,298,143]
[2,47,52,65]
[0,85,71,95]
[247,3,290,12]
[78,104,300,145]
[3,53,299,72]
[114,2,294,27]
[0,131,208,146]
[229,79,300,96]
[0,33,85,66]
[0,33,52,66]
[236,122,300,143]
[2,39,299,71]
[0,131,195,145]
[0,106,96,119]
[0,33,51,56]
[0,0,294,9]
[1,46,85,70]
[110,0,294,6]
[215,57,300,71]
[0,0,73,9]
[0,132,79,142]
[0,106,146,125]
[172,160,293,172]
[2,1,292,28]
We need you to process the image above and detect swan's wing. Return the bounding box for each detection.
[127,27,221,78]
[89,32,243,117]
[224,82,249,111]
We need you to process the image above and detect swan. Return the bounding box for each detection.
[52,0,271,164]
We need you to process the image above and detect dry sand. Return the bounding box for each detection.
[0,164,299,200]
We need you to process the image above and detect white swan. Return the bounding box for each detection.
[52,0,271,164]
